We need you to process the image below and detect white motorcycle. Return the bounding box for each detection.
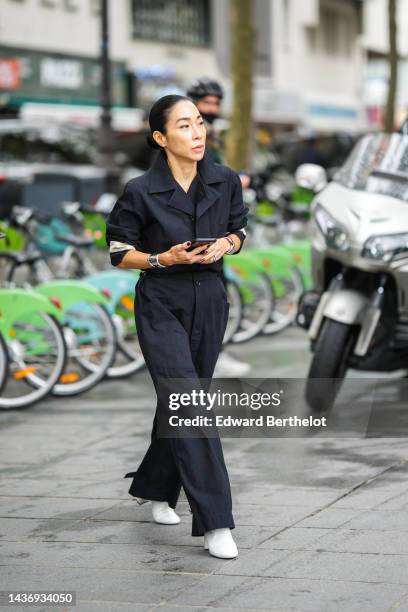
[297,132,408,412]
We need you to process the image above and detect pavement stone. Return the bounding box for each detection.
[295,507,364,529]
[0,540,230,574]
[340,509,408,531]
[264,527,408,555]
[164,574,408,611]
[214,548,408,584]
[21,518,274,549]
[0,565,204,606]
[0,496,119,520]
[259,526,333,550]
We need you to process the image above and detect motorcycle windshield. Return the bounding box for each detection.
[334,133,408,202]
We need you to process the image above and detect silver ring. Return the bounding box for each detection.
[212,255,217,262]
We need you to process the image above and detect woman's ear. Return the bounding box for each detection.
[153,130,166,148]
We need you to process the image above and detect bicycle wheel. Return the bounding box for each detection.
[73,270,144,379]
[222,280,243,345]
[231,271,275,343]
[52,302,116,396]
[106,293,146,378]
[0,332,9,397]
[0,312,66,409]
[263,265,304,334]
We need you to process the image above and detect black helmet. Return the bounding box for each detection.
[186,78,224,101]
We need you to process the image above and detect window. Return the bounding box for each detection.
[306,5,354,58]
[305,26,317,53]
[282,0,290,50]
[321,8,353,57]
[40,0,79,10]
[90,0,101,15]
[64,0,79,11]
[130,0,211,46]
[321,9,339,55]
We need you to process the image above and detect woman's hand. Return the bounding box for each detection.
[159,241,211,266]
[198,237,231,265]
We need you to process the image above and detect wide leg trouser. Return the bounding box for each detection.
[124,270,234,536]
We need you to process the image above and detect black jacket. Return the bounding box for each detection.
[105,150,248,274]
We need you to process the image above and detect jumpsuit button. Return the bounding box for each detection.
[195,280,200,286]
[191,215,195,220]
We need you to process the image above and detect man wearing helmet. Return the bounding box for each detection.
[187,77,251,377]
[187,78,225,163]
[187,78,251,186]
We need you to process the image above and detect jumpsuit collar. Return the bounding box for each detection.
[148,150,226,219]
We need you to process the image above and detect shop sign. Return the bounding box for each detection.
[0,59,20,90]
[40,58,83,90]
[0,46,126,106]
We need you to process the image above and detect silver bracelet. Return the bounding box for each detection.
[147,253,167,268]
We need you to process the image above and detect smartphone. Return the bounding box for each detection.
[186,238,217,252]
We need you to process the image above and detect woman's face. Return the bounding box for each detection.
[154,100,206,162]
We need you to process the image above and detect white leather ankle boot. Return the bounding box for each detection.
[151,501,181,525]
[134,498,180,525]
[203,528,238,559]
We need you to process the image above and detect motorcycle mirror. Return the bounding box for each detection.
[295,163,327,193]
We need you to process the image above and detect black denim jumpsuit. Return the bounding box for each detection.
[105,151,248,536]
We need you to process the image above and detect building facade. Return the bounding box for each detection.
[0,0,375,133]
[269,0,365,133]
[0,0,223,124]
[361,0,408,129]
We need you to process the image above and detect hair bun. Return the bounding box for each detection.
[146,134,161,150]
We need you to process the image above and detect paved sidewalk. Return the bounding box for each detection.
[1,330,408,612]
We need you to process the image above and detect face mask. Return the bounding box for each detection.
[200,112,219,125]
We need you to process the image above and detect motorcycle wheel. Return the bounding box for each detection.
[306,318,357,414]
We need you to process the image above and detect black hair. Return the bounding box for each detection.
[146,94,191,150]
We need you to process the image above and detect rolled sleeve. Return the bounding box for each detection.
[226,171,249,254]
[105,183,146,266]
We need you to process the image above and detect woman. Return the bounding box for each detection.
[105,94,248,559]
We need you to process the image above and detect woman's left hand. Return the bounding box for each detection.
[199,237,230,264]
